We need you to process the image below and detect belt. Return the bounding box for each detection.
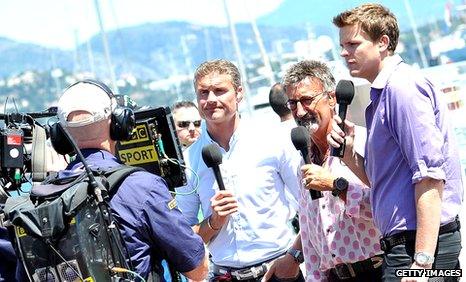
[380,216,461,252]
[330,255,383,280]
[212,254,284,281]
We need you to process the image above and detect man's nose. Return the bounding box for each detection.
[340,48,349,57]
[206,90,217,102]
[188,122,196,131]
[295,102,308,118]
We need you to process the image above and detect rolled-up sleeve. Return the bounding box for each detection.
[112,173,205,276]
[386,79,446,184]
[143,177,205,273]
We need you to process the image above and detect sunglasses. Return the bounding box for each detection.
[287,92,326,110]
[177,120,201,128]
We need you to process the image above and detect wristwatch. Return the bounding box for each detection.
[331,177,349,197]
[287,248,304,264]
[414,252,435,267]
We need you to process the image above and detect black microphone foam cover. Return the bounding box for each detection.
[291,126,309,152]
[202,144,223,168]
[335,80,355,105]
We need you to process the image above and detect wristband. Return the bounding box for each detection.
[207,216,220,231]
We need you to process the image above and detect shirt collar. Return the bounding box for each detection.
[67,148,119,170]
[201,119,242,152]
[371,54,403,90]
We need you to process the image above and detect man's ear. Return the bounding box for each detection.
[328,91,336,109]
[378,35,390,52]
[236,86,244,103]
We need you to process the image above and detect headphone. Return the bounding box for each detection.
[50,79,135,155]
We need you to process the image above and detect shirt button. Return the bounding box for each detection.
[326,228,331,233]
[331,253,336,258]
[322,205,326,209]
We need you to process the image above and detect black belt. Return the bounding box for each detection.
[380,216,461,252]
[330,255,383,280]
[212,253,284,281]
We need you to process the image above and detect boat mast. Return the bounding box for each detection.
[93,0,119,92]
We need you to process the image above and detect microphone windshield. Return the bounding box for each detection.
[202,144,223,168]
[291,126,309,151]
[335,80,355,105]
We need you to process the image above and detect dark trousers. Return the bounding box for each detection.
[382,229,461,282]
[327,265,383,282]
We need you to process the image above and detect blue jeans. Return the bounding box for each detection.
[382,229,461,281]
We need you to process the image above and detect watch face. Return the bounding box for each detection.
[414,252,434,265]
[416,253,429,264]
[335,177,348,191]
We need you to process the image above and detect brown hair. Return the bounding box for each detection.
[333,3,399,53]
[193,59,242,90]
[172,100,198,112]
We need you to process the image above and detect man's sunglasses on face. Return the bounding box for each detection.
[177,120,202,128]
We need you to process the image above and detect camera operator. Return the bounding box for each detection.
[52,80,208,281]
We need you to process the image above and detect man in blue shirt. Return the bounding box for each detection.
[54,80,208,281]
[330,3,463,281]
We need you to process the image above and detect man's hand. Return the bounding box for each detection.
[209,190,238,229]
[327,116,370,186]
[262,255,300,282]
[301,164,335,191]
[400,263,430,282]
[327,116,355,161]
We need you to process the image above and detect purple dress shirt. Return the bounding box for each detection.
[364,55,463,236]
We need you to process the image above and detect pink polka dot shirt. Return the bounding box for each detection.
[299,157,382,281]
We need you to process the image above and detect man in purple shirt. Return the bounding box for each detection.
[329,3,463,281]
[53,80,209,281]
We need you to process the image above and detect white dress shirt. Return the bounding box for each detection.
[176,121,302,268]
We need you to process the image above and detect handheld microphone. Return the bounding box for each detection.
[331,80,355,158]
[291,126,322,200]
[202,144,225,191]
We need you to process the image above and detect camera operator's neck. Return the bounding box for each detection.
[78,139,115,155]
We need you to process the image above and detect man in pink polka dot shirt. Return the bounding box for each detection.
[264,60,383,282]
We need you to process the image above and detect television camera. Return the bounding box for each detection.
[0,108,57,193]
[0,105,187,193]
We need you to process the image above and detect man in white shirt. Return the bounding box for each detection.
[176,59,304,282]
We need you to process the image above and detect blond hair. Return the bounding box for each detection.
[193,59,242,90]
[333,3,399,53]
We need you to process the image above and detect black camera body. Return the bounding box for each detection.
[115,106,187,190]
[0,112,43,190]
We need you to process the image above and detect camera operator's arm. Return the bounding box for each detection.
[146,181,208,280]
[182,250,209,281]
[117,175,208,281]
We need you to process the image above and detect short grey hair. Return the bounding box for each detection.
[282,60,336,93]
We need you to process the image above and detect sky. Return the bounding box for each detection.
[0,0,284,50]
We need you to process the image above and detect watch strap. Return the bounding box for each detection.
[414,252,435,266]
[287,248,304,264]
